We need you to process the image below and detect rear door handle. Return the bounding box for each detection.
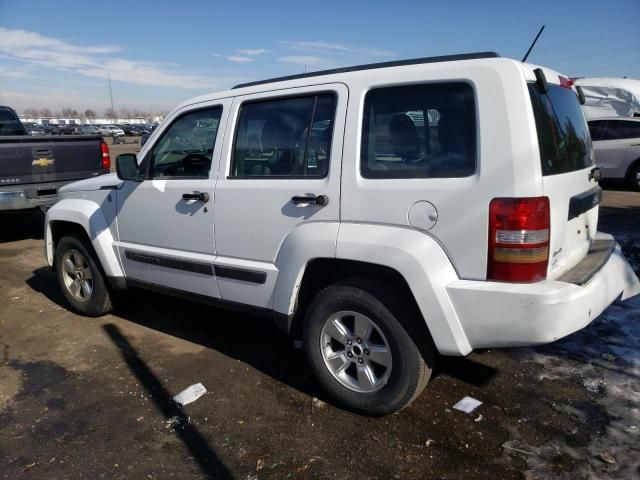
[291,194,328,206]
[182,192,209,202]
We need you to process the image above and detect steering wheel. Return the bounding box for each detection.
[182,154,211,176]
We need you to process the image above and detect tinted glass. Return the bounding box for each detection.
[149,107,222,179]
[528,84,593,175]
[602,120,640,140]
[624,121,640,139]
[588,120,607,141]
[361,83,476,179]
[232,94,335,177]
[0,109,27,136]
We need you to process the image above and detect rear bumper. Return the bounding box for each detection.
[447,233,640,349]
[0,180,76,211]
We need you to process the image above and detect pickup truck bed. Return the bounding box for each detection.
[0,134,109,211]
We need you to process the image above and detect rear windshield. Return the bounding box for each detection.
[528,83,592,176]
[0,109,27,136]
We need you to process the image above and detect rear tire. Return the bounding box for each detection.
[55,235,113,317]
[304,278,433,416]
[628,161,640,191]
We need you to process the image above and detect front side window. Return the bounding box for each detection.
[361,83,476,179]
[231,94,335,177]
[149,107,222,179]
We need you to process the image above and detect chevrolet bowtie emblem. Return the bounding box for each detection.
[32,158,54,167]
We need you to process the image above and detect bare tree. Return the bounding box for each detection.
[104,108,117,120]
[84,109,96,120]
[119,108,131,120]
[39,108,52,118]
[23,108,39,118]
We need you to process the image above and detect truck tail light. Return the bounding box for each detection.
[100,142,111,170]
[488,197,550,282]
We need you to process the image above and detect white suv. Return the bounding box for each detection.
[44,53,640,415]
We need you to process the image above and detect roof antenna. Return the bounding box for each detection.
[522,25,545,63]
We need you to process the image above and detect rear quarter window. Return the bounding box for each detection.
[361,82,476,179]
[528,83,593,175]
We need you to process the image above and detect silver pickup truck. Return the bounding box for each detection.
[0,105,110,212]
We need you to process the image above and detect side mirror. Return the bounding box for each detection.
[116,153,140,181]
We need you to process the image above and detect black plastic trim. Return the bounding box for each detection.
[125,250,213,275]
[232,52,500,89]
[214,265,267,284]
[126,278,278,320]
[568,186,602,220]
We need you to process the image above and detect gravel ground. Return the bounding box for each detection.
[0,188,638,480]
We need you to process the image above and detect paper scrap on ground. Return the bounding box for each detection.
[453,396,482,413]
[173,383,207,406]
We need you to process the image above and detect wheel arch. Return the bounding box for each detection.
[45,198,124,279]
[275,223,472,356]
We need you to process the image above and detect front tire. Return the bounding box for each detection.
[304,279,433,416]
[55,235,113,317]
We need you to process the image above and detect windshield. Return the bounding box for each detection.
[528,83,593,176]
[0,109,27,136]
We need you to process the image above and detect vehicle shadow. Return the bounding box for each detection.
[0,210,45,243]
[26,266,496,404]
[103,323,234,480]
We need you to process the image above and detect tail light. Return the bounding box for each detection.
[488,197,550,282]
[100,142,111,170]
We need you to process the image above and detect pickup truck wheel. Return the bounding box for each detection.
[55,235,113,317]
[304,280,432,416]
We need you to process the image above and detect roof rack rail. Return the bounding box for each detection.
[232,52,500,90]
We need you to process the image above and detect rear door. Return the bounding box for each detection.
[213,84,347,309]
[528,82,600,278]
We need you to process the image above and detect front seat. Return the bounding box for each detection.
[261,117,296,175]
[389,114,420,162]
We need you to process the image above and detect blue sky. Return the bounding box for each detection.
[0,0,638,114]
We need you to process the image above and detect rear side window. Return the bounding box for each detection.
[588,120,607,141]
[528,84,593,175]
[231,94,335,178]
[361,83,476,179]
[598,120,640,140]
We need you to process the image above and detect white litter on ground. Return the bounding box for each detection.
[452,396,482,413]
[173,383,207,406]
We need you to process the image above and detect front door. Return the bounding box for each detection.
[115,100,229,297]
[213,85,348,308]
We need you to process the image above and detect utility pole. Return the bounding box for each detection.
[108,75,114,115]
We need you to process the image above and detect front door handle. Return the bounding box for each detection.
[182,192,209,202]
[291,194,328,206]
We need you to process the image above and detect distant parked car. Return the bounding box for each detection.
[118,124,142,136]
[57,124,78,135]
[79,125,101,135]
[98,125,125,137]
[22,122,47,136]
[588,118,640,190]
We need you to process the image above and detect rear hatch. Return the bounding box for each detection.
[528,77,600,279]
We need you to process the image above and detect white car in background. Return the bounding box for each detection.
[588,117,640,190]
[98,125,125,137]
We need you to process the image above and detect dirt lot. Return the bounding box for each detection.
[0,188,638,480]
